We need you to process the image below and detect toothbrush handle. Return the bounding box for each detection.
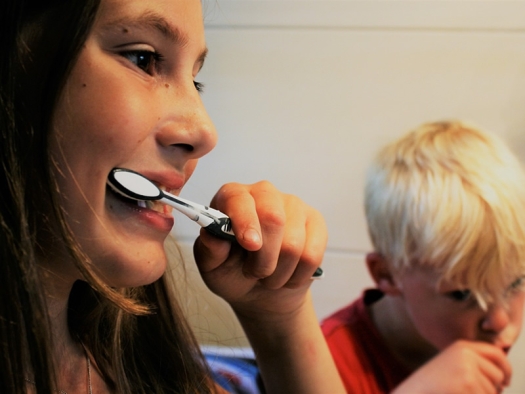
[312,267,324,279]
[161,194,324,278]
[204,217,236,242]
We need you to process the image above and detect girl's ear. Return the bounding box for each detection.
[365,252,403,296]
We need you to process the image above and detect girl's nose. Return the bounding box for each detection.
[156,84,217,160]
[480,303,510,333]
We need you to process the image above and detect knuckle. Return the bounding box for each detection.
[462,379,477,392]
[284,281,303,290]
[281,235,304,256]
[300,245,322,266]
[261,277,285,290]
[215,182,243,200]
[244,262,274,280]
[254,179,275,192]
[261,208,286,229]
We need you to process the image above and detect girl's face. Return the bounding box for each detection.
[50,0,216,287]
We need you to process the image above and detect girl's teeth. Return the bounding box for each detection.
[136,199,170,214]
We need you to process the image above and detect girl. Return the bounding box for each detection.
[0,0,345,393]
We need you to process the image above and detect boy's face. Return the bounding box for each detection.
[397,267,525,354]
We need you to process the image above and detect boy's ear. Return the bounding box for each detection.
[366,252,403,296]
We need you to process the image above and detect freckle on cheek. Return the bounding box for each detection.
[165,83,170,88]
[122,28,128,33]
[82,83,87,88]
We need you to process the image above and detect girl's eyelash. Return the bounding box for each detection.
[194,81,204,92]
[120,49,163,74]
[119,49,204,92]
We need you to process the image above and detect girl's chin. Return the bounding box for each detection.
[103,262,167,288]
[88,241,168,287]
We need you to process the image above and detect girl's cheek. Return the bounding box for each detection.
[184,159,198,180]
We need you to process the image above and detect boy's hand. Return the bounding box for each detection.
[392,340,511,394]
[193,180,327,320]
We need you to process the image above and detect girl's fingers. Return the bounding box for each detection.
[262,197,327,289]
[193,229,233,273]
[211,182,264,252]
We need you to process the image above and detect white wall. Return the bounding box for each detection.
[170,2,525,392]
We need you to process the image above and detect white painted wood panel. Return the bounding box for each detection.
[175,28,525,251]
[168,2,525,392]
[203,1,525,30]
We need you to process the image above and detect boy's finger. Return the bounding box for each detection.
[474,343,512,388]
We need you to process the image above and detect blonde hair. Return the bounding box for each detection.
[365,121,525,307]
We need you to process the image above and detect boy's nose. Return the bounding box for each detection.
[480,303,510,333]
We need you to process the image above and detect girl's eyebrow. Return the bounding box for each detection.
[100,11,208,69]
[101,11,187,44]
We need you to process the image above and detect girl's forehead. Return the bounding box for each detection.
[95,0,204,34]
[92,0,207,62]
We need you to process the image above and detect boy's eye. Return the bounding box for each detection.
[447,289,472,302]
[121,50,162,74]
[509,276,525,292]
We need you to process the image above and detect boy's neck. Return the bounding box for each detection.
[369,294,438,371]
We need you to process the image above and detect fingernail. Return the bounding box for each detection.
[243,229,261,244]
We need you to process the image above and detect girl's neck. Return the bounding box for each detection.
[40,270,89,391]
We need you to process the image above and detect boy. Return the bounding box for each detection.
[322,121,525,393]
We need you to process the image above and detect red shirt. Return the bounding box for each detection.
[321,289,411,394]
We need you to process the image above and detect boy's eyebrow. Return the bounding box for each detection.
[100,11,208,69]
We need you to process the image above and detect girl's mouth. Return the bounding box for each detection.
[138,199,172,215]
[107,184,172,215]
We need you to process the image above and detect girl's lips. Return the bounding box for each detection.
[106,167,184,231]
[106,185,174,232]
[139,170,186,193]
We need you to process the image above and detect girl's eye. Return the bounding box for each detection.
[193,81,204,93]
[121,50,162,74]
[447,289,472,302]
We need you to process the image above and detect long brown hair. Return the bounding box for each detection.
[0,1,214,392]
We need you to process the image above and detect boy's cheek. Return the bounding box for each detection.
[418,312,482,348]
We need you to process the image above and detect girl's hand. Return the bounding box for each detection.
[193,180,327,320]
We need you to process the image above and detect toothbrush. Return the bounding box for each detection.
[107,168,325,279]
[108,167,235,241]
